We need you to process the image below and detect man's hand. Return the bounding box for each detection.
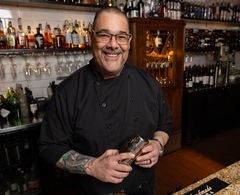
[134,140,161,168]
[85,149,134,183]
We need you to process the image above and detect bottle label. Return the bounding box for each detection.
[30,103,38,114]
[7,34,15,47]
[72,34,79,45]
[65,32,72,44]
[36,37,44,47]
[18,33,26,46]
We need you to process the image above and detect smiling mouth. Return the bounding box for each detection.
[105,53,119,57]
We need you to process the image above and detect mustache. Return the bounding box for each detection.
[102,47,123,54]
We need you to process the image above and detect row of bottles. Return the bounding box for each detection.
[185,28,240,51]
[0,84,38,127]
[0,165,41,195]
[124,0,182,19]
[124,0,240,20]
[184,60,232,90]
[0,18,92,50]
[42,0,240,22]
[182,0,240,22]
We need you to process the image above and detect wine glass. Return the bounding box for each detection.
[10,55,17,79]
[0,58,5,80]
[23,54,32,79]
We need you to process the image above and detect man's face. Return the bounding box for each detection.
[90,11,131,79]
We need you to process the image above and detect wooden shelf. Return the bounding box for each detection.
[184,18,240,30]
[1,0,101,12]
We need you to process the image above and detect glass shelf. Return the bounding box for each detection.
[0,47,91,56]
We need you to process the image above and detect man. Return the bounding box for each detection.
[39,7,172,195]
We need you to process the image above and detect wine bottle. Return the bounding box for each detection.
[138,0,145,18]
[6,87,21,126]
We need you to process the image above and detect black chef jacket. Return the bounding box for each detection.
[39,59,173,195]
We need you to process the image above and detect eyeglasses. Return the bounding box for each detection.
[92,30,132,45]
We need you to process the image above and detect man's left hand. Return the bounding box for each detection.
[134,140,162,168]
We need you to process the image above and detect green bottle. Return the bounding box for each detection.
[6,87,22,126]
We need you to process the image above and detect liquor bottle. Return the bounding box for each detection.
[6,21,16,49]
[6,87,22,126]
[214,60,220,86]
[83,22,91,48]
[202,66,209,87]
[16,86,30,123]
[26,26,36,49]
[43,23,53,48]
[188,66,193,88]
[209,65,215,87]
[29,97,38,119]
[155,30,163,53]
[130,0,138,18]
[71,21,79,48]
[16,18,27,49]
[78,21,85,49]
[215,2,220,20]
[184,66,189,88]
[0,18,7,49]
[124,0,130,17]
[138,0,145,18]
[24,87,36,118]
[35,27,44,49]
[63,20,72,48]
[198,65,203,88]
[54,27,65,48]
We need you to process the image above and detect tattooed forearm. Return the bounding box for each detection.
[56,150,95,174]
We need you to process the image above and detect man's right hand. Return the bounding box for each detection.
[85,149,134,184]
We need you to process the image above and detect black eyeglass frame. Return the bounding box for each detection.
[92,30,132,45]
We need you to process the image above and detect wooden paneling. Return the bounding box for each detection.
[128,18,186,152]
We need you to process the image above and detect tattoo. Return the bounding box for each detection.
[56,150,95,174]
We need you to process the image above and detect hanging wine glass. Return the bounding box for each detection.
[10,55,17,79]
[23,54,32,79]
[0,58,5,80]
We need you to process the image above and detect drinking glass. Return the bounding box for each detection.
[0,58,5,79]
[10,56,17,79]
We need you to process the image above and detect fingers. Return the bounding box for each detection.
[92,150,134,183]
[134,140,160,167]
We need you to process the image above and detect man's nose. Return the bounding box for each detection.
[107,35,119,47]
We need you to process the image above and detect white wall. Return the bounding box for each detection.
[0,5,94,97]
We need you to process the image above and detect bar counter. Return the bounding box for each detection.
[0,115,43,136]
[173,160,240,195]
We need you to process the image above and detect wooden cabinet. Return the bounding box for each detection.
[0,124,42,194]
[128,18,186,153]
[182,83,240,145]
